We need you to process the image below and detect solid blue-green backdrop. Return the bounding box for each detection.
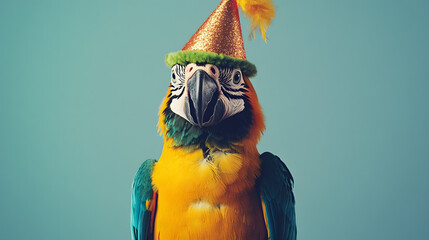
[1,0,428,239]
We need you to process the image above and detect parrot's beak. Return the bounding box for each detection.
[185,70,225,127]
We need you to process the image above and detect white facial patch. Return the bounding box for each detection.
[169,64,188,121]
[218,68,246,120]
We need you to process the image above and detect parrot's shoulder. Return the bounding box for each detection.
[132,159,156,198]
[258,152,294,195]
[131,159,157,240]
[258,152,297,240]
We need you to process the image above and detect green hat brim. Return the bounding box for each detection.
[165,51,257,77]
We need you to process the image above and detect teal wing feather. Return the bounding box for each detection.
[131,159,157,240]
[258,152,297,240]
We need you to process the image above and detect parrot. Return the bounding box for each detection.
[131,0,296,239]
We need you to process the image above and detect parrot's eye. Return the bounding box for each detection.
[233,71,241,85]
[171,71,177,84]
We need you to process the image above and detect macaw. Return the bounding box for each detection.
[131,0,296,239]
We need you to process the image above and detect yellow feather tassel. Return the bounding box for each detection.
[236,0,276,42]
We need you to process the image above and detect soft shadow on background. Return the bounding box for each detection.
[1,0,428,239]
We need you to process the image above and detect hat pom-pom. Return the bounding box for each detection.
[236,0,276,42]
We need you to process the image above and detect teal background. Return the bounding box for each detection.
[1,0,428,239]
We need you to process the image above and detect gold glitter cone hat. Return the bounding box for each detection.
[165,0,276,78]
[182,0,246,60]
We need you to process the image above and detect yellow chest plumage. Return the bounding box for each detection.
[151,141,267,240]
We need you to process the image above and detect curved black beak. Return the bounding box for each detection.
[185,70,225,127]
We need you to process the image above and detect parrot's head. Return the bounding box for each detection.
[170,63,246,127]
[156,0,275,152]
[158,62,265,150]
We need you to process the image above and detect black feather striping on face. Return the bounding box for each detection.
[170,87,185,100]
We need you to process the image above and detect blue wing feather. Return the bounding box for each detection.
[258,152,297,240]
[131,159,157,240]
